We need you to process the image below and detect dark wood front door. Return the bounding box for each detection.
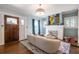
[4,15,19,44]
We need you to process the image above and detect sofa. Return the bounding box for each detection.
[27,35,61,53]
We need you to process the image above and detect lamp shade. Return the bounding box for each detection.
[36,8,45,16]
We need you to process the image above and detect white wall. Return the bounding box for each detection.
[19,17,27,40]
[26,16,33,35]
[78,9,79,46]
[0,10,27,45]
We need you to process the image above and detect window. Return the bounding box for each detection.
[34,20,39,35]
[32,19,40,35]
[7,18,17,24]
[64,16,77,28]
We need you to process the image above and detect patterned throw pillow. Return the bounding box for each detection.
[58,41,70,54]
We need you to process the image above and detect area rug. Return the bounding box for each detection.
[20,40,46,54]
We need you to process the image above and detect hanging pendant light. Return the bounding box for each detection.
[36,4,45,16]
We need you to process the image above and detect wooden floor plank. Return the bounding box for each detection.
[0,42,33,54]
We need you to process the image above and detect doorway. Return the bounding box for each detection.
[4,15,19,44]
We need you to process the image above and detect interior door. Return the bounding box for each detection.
[4,15,19,44]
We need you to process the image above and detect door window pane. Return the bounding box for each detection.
[7,18,17,24]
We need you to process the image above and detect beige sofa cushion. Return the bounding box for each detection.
[46,35,57,39]
[35,36,60,53]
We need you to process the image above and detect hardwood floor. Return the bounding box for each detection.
[0,40,79,54]
[70,46,79,54]
[0,41,33,54]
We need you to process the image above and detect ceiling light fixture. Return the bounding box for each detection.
[36,4,45,16]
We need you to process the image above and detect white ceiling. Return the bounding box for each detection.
[0,4,79,17]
